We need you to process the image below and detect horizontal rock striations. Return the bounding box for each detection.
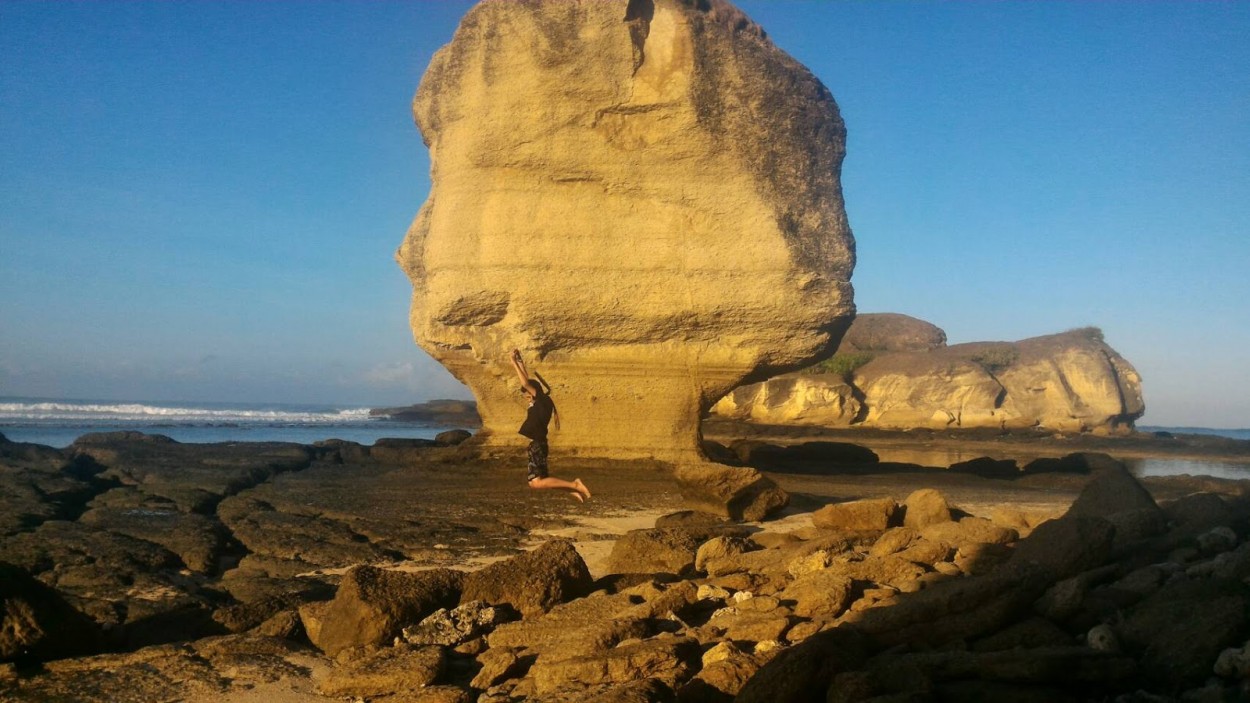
[713,316,1145,434]
[397,0,856,463]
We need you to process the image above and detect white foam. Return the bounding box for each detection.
[0,401,372,425]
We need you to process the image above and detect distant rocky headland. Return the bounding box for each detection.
[370,398,481,428]
[714,313,1144,435]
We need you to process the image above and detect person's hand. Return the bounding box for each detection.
[510,348,522,362]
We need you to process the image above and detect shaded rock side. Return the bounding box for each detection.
[397,0,856,463]
[0,562,103,663]
[836,312,947,354]
[460,539,593,617]
[714,325,1144,433]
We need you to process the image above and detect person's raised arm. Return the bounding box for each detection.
[509,349,538,393]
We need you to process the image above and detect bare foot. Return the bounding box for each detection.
[574,478,591,500]
[569,490,585,503]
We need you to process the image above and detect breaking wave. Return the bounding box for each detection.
[0,400,372,426]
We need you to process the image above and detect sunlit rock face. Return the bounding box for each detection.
[713,325,1145,435]
[397,0,855,462]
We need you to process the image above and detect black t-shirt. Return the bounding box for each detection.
[518,390,554,441]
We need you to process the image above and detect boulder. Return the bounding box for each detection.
[920,517,1018,547]
[1066,454,1160,518]
[1117,579,1250,689]
[838,313,948,354]
[604,528,713,576]
[316,644,445,698]
[461,539,593,617]
[530,635,700,694]
[1063,455,1167,549]
[399,687,474,703]
[901,489,951,528]
[749,441,879,466]
[577,678,676,703]
[812,498,898,531]
[679,647,762,701]
[0,562,102,662]
[1010,516,1115,580]
[782,569,854,620]
[842,562,1055,649]
[653,511,733,530]
[471,646,528,690]
[309,566,464,656]
[434,429,473,446]
[868,527,919,557]
[867,647,1137,689]
[694,536,758,574]
[733,627,869,703]
[949,457,1020,479]
[970,617,1075,652]
[673,464,788,521]
[1163,492,1240,534]
[833,555,929,592]
[212,593,316,634]
[719,612,794,645]
[401,600,515,647]
[486,592,652,661]
[398,0,856,463]
[895,539,956,568]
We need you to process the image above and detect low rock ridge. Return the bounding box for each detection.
[8,451,1250,701]
[713,315,1145,434]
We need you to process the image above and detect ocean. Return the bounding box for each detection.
[0,397,458,448]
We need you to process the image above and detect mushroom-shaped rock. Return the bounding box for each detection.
[397,0,856,463]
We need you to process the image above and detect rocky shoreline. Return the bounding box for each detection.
[3,427,1250,701]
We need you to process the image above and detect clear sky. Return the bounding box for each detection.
[1,1,1247,427]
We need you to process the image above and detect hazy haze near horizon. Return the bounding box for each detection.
[2,1,1247,427]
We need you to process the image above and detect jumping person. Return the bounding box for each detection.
[509,349,591,502]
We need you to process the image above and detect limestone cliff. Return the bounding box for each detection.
[398,0,855,462]
[713,318,1145,434]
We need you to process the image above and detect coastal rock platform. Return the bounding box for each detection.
[3,427,1250,701]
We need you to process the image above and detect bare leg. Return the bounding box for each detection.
[528,476,590,502]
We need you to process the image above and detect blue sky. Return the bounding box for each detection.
[1,2,1247,427]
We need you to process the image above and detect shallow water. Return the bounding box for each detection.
[1127,457,1250,481]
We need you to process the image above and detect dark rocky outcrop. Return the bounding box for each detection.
[3,431,1249,702]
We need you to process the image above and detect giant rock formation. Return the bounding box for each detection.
[397,0,856,465]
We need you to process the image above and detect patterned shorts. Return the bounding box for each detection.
[526,439,549,482]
